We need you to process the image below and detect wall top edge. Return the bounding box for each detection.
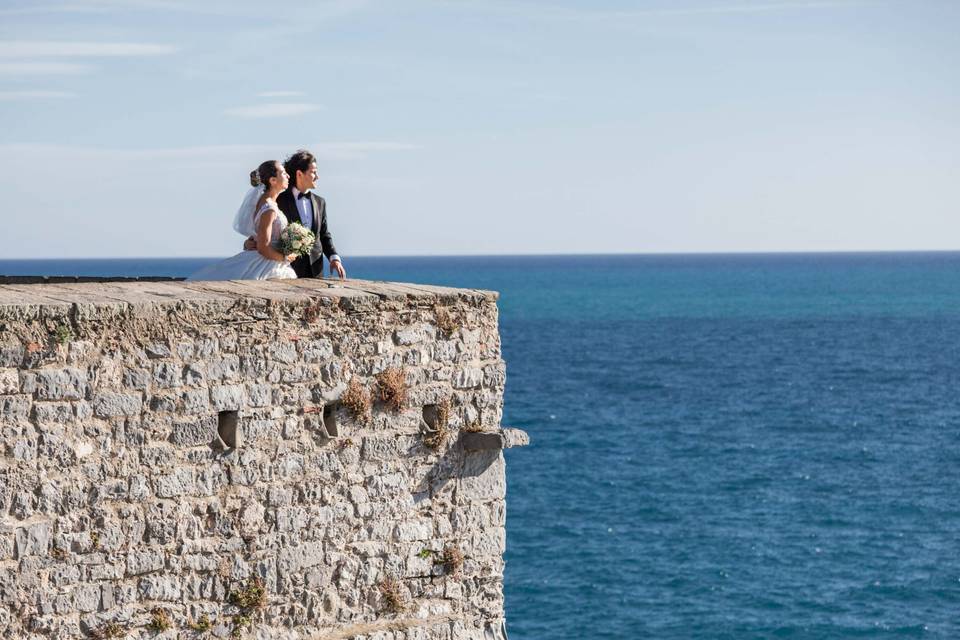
[0,278,499,310]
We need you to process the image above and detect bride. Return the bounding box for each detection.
[188,160,298,281]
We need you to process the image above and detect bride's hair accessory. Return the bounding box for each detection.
[249,170,261,187]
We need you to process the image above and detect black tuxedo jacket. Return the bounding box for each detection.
[276,189,338,278]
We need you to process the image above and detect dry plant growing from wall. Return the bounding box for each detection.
[229,576,268,639]
[463,420,486,433]
[378,576,408,615]
[229,576,267,610]
[441,544,465,577]
[188,615,213,633]
[341,377,372,424]
[434,305,460,336]
[376,367,407,412]
[148,609,173,632]
[91,622,125,640]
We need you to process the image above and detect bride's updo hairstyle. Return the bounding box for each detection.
[254,160,281,189]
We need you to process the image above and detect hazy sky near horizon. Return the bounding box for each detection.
[1,0,957,258]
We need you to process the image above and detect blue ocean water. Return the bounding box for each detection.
[3,253,960,638]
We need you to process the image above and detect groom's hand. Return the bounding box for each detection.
[330,259,346,279]
[243,236,256,251]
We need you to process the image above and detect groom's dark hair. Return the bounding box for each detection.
[284,149,316,182]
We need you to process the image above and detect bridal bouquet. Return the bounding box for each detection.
[279,223,316,257]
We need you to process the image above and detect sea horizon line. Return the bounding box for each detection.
[4,248,960,262]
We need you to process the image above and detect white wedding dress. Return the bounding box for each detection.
[188,198,297,282]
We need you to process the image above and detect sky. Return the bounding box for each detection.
[0,0,957,258]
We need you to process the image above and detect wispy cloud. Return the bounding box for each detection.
[0,142,420,161]
[0,0,370,18]
[224,103,321,118]
[315,142,421,159]
[0,90,76,100]
[0,41,177,57]
[0,62,89,75]
[257,91,304,98]
[612,1,876,17]
[433,0,877,22]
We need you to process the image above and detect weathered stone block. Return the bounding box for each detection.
[0,395,31,421]
[267,342,298,364]
[14,521,52,558]
[181,388,209,414]
[278,540,325,573]
[206,354,240,382]
[209,385,244,411]
[145,342,172,359]
[246,383,272,407]
[393,520,433,542]
[138,575,181,601]
[0,340,24,367]
[0,368,18,394]
[126,550,165,576]
[169,416,217,447]
[154,468,195,498]
[72,584,101,612]
[452,367,484,389]
[301,338,334,362]
[395,325,430,345]
[33,401,73,425]
[93,392,142,417]
[152,361,182,388]
[35,368,87,400]
[122,367,150,390]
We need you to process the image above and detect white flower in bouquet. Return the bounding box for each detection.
[279,223,316,257]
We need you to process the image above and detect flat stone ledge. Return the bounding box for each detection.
[0,275,185,284]
[0,277,498,310]
[462,428,530,451]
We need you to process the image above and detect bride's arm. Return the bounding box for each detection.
[255,211,296,263]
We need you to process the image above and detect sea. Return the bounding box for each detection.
[3,253,959,639]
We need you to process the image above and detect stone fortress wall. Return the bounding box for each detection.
[0,278,526,639]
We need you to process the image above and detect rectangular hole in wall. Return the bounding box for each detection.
[218,410,240,448]
[323,404,339,437]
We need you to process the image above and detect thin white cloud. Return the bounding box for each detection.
[224,103,321,118]
[0,142,421,161]
[0,90,76,100]
[0,62,89,75]
[0,0,370,18]
[0,41,177,57]
[614,1,877,17]
[434,0,878,21]
[257,91,304,98]
[314,142,421,159]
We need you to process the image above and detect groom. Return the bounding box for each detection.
[245,149,346,279]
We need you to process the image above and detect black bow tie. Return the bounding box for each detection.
[297,191,311,199]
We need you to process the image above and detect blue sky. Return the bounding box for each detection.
[1,0,957,258]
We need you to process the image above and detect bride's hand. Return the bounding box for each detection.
[286,253,298,263]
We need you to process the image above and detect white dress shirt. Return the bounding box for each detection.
[292,187,340,265]
[291,187,314,231]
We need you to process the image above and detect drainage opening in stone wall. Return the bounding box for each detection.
[421,402,451,450]
[323,404,339,437]
[218,410,240,448]
[422,404,440,430]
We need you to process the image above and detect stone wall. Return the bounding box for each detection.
[0,278,525,639]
